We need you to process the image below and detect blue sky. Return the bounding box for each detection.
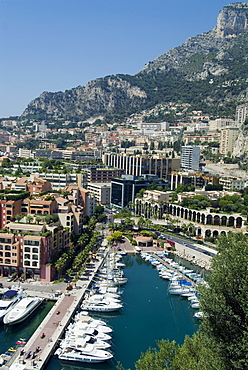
[0,0,239,118]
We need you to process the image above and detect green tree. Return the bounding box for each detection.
[200,232,248,369]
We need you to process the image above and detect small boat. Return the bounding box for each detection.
[3,297,43,325]
[16,338,26,345]
[194,311,205,319]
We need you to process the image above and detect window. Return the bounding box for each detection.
[5,259,11,264]
[24,254,30,259]
[24,247,30,252]
[32,248,39,253]
[5,252,11,257]
[32,255,39,260]
[32,261,38,267]
[24,261,30,266]
[6,211,12,215]
[5,245,11,250]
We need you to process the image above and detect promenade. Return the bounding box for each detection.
[5,250,108,370]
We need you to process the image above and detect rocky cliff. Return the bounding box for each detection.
[22,2,248,122]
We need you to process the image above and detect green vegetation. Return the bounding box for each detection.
[0,189,30,201]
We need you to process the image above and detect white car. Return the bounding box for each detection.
[6,276,14,282]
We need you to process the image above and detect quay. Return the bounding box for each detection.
[4,248,109,370]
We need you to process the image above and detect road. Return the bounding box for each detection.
[160,232,217,257]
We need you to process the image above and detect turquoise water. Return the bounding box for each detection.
[46,254,199,370]
[0,300,54,353]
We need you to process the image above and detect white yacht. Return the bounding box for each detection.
[68,320,112,334]
[62,334,111,350]
[74,312,107,327]
[82,299,123,312]
[66,325,112,342]
[0,288,23,322]
[3,296,43,325]
[56,344,113,363]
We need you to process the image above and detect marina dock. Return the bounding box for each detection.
[3,249,109,370]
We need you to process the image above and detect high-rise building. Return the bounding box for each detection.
[220,127,239,155]
[181,146,200,171]
[235,103,248,126]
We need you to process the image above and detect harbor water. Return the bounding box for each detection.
[46,253,200,370]
[0,300,54,354]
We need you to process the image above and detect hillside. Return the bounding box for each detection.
[22,2,248,122]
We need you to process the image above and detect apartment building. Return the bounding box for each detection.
[181,146,200,171]
[235,103,248,126]
[0,221,69,281]
[102,153,180,179]
[39,172,78,189]
[87,183,111,205]
[85,167,125,183]
[0,199,22,228]
[219,177,245,191]
[220,127,239,156]
[62,185,96,217]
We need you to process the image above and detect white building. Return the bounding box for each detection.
[220,127,239,156]
[235,103,248,127]
[87,182,111,205]
[181,146,200,171]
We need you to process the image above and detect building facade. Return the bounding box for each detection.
[181,146,200,171]
[102,153,180,179]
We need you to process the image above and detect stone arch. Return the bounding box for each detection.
[188,210,192,221]
[196,212,201,223]
[192,211,196,222]
[220,230,226,236]
[180,208,184,218]
[228,216,235,227]
[206,214,213,225]
[201,214,206,224]
[221,216,227,226]
[213,230,219,238]
[236,217,242,228]
[214,215,220,226]
[177,207,180,217]
[172,205,177,216]
[205,229,211,238]
[184,209,188,220]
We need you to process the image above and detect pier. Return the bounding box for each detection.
[4,249,108,370]
[150,252,198,288]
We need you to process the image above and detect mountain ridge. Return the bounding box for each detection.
[22,2,248,122]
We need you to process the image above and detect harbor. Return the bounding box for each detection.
[0,239,210,370]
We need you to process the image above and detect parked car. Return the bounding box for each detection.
[6,276,14,282]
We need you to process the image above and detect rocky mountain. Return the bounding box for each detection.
[22,2,248,122]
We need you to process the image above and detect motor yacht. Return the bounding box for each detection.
[56,344,113,363]
[0,288,23,322]
[3,296,43,325]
